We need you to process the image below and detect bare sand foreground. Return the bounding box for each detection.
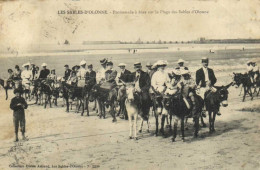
[0,86,259,170]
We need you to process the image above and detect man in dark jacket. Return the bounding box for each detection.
[10,89,28,142]
[85,64,96,90]
[130,62,151,120]
[39,63,50,79]
[196,57,219,115]
[196,58,217,89]
[117,63,132,101]
[64,64,72,81]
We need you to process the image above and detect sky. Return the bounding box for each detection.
[0,0,259,51]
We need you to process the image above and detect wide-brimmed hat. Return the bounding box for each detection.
[118,63,126,67]
[64,64,69,67]
[88,64,93,68]
[72,65,80,70]
[80,60,87,66]
[177,59,185,64]
[155,60,168,67]
[41,63,47,67]
[100,58,108,65]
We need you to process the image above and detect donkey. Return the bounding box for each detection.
[204,82,233,133]
[233,73,254,102]
[125,83,150,140]
[89,84,117,122]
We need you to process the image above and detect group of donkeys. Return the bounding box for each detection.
[1,72,258,142]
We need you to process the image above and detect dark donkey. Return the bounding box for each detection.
[204,82,233,133]
[232,73,254,102]
[89,84,117,122]
[0,78,16,100]
[164,92,204,142]
[63,83,87,116]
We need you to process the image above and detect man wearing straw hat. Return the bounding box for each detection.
[176,59,189,71]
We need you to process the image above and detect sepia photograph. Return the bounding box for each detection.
[0,0,259,169]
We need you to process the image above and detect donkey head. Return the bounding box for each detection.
[216,82,233,107]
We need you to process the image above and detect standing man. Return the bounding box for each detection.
[196,57,218,115]
[131,62,151,120]
[39,63,50,79]
[10,89,28,142]
[64,64,72,81]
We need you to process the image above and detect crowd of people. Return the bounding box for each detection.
[6,57,259,142]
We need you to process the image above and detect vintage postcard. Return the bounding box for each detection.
[0,0,259,169]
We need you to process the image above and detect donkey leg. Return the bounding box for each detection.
[201,116,207,127]
[49,96,52,108]
[134,114,138,140]
[86,98,89,116]
[139,119,144,133]
[81,100,84,116]
[160,115,166,137]
[181,118,185,141]
[128,115,133,139]
[193,116,199,138]
[208,111,213,133]
[146,119,150,133]
[155,116,159,136]
[172,117,178,142]
[212,112,217,132]
[243,87,247,102]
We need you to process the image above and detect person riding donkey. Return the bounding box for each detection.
[177,70,198,118]
[116,63,132,119]
[131,62,151,121]
[196,57,218,116]
[21,63,32,99]
[150,60,171,134]
[78,60,87,87]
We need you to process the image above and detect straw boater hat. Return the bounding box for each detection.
[201,57,209,63]
[100,58,108,65]
[41,63,47,67]
[118,63,126,67]
[134,62,142,68]
[22,62,30,68]
[177,59,185,64]
[64,64,69,67]
[80,60,87,66]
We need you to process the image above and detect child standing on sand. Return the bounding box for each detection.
[10,89,28,142]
